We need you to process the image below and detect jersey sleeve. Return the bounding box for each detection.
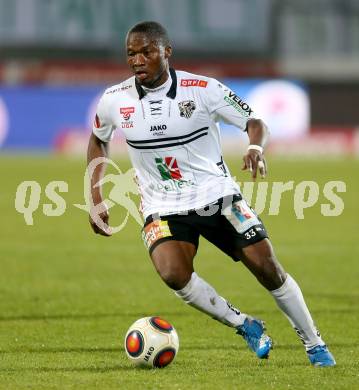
[205,79,257,131]
[92,92,116,142]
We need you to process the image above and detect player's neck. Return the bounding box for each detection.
[142,71,171,93]
[144,66,169,89]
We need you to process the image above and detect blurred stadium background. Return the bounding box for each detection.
[0,0,358,155]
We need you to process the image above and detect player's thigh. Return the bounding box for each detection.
[142,215,199,289]
[150,240,197,289]
[197,198,268,263]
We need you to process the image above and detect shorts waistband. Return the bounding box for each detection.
[145,193,242,225]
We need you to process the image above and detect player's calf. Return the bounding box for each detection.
[241,239,286,291]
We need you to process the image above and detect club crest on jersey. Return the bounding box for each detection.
[178,100,196,119]
[120,107,135,121]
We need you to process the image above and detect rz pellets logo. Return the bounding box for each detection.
[224,91,253,117]
[155,157,183,180]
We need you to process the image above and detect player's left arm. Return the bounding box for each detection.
[243,119,268,180]
[204,79,269,180]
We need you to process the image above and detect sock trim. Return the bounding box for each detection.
[270,273,291,297]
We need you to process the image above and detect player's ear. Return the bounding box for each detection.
[165,45,172,59]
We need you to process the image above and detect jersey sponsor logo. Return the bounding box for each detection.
[106,84,132,94]
[178,100,196,118]
[142,220,172,249]
[120,107,135,128]
[150,124,167,131]
[232,202,253,222]
[180,79,208,88]
[224,91,253,117]
[154,156,195,191]
[224,199,260,234]
[157,179,194,192]
[121,122,134,128]
[150,124,167,136]
[155,157,183,180]
[120,107,135,121]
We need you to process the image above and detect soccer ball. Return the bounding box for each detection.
[124,316,179,368]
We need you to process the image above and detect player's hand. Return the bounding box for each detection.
[242,149,267,180]
[89,201,112,237]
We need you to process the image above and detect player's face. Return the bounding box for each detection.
[126,32,171,88]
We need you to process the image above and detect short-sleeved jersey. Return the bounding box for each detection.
[93,68,256,218]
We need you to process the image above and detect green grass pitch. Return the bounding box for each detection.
[0,155,358,389]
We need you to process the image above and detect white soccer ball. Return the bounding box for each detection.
[124,316,179,368]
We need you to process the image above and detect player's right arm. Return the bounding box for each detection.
[87,133,112,236]
[87,92,116,236]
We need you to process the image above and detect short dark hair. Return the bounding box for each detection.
[127,21,171,47]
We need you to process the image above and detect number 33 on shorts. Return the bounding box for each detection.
[244,228,257,240]
[224,198,263,239]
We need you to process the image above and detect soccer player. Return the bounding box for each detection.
[87,21,335,366]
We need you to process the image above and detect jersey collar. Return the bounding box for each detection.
[135,68,177,100]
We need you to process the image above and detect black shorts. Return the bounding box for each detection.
[142,194,268,261]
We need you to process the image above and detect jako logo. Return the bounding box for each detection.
[151,124,167,131]
[144,346,155,362]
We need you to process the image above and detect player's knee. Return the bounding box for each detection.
[157,267,191,290]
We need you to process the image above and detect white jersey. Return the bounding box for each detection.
[93,69,257,219]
